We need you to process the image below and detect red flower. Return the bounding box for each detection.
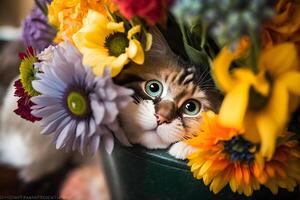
[113,0,174,26]
[19,46,35,60]
[14,79,41,122]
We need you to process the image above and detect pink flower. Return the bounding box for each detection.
[113,0,173,26]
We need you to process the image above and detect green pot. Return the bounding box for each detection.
[101,142,299,200]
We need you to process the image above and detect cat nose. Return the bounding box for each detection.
[155,114,170,125]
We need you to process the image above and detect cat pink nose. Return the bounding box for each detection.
[155,114,169,125]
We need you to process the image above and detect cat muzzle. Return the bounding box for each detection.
[155,114,171,125]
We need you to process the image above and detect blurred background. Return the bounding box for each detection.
[0,0,33,27]
[0,0,33,88]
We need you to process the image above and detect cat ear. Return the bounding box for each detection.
[146,26,173,58]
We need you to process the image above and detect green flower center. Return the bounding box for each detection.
[20,56,40,97]
[105,32,129,57]
[67,91,89,117]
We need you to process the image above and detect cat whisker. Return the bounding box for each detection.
[197,72,211,85]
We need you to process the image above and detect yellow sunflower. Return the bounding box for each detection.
[212,42,300,160]
[187,111,300,196]
[73,10,145,77]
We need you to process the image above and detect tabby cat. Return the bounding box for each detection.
[115,28,222,159]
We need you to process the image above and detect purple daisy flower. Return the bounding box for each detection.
[31,42,133,154]
[22,1,56,52]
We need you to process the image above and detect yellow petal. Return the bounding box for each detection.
[212,48,236,92]
[82,49,109,68]
[243,185,253,197]
[233,68,256,84]
[210,175,227,194]
[260,43,299,77]
[219,82,250,129]
[145,32,153,51]
[127,25,141,39]
[127,39,145,65]
[107,22,125,32]
[203,173,213,185]
[199,160,212,176]
[111,53,129,77]
[255,113,279,160]
[279,71,300,96]
[73,31,87,52]
[191,162,203,172]
[84,10,109,30]
[264,81,289,129]
[234,68,270,96]
[229,178,237,192]
[254,70,270,96]
[127,40,138,58]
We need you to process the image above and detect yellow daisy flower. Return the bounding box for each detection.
[48,0,116,43]
[187,111,300,196]
[73,10,145,77]
[212,43,300,160]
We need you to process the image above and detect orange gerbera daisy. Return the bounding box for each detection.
[254,135,300,194]
[187,111,300,196]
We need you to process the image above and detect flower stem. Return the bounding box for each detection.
[200,23,208,49]
[249,31,261,74]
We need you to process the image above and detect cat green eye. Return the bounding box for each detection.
[145,80,163,98]
[182,100,201,116]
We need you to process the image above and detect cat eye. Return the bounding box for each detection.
[145,80,163,98]
[182,100,201,116]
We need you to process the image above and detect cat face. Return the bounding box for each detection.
[115,28,221,149]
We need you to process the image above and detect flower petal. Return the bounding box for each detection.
[212,48,236,92]
[255,113,279,160]
[265,81,289,129]
[103,101,118,124]
[127,39,145,65]
[127,25,141,39]
[56,120,73,149]
[145,32,153,51]
[91,100,105,124]
[107,22,125,32]
[88,117,96,137]
[219,82,250,129]
[111,53,128,77]
[76,121,86,138]
[32,81,62,97]
[260,43,299,77]
[127,40,138,58]
[41,113,67,135]
[279,71,300,96]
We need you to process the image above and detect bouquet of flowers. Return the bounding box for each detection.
[17,0,300,197]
